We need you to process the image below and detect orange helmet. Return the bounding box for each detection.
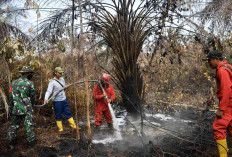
[100,73,110,82]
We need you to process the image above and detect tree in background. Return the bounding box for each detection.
[0,0,31,117]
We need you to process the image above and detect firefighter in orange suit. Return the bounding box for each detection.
[92,73,115,129]
[204,50,232,157]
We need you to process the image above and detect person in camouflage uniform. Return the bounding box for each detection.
[7,66,36,149]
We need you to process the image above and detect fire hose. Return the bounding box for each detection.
[35,79,100,108]
[35,79,145,147]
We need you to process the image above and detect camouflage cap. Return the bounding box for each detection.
[19,66,34,73]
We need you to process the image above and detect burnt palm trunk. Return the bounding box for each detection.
[116,64,143,115]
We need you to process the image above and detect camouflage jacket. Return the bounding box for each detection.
[9,76,35,115]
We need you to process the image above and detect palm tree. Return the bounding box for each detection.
[0,0,30,117]
[86,0,179,115]
[200,0,232,33]
[97,0,147,115]
[0,0,29,43]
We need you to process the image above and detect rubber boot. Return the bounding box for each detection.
[29,140,36,148]
[68,117,76,129]
[228,136,232,154]
[95,125,100,134]
[216,139,228,157]
[56,121,63,132]
[96,125,100,130]
[7,140,15,149]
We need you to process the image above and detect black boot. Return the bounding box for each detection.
[29,140,36,148]
[95,125,100,130]
[95,125,100,134]
[8,141,15,149]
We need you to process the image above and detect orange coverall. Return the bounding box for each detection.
[212,61,232,140]
[92,83,115,126]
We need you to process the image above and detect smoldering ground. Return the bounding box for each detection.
[0,105,219,157]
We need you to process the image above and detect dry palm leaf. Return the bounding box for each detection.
[0,86,9,118]
[0,57,11,87]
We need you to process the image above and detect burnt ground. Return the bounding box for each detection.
[0,106,226,157]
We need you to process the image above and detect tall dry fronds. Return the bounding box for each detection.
[0,86,9,118]
[0,57,11,87]
[0,22,29,44]
[88,0,158,115]
[200,0,232,32]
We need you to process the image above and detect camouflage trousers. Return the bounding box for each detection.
[7,114,35,142]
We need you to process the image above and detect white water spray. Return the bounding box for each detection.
[108,103,122,139]
[92,82,122,144]
[92,103,122,144]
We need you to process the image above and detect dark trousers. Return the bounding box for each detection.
[53,99,72,120]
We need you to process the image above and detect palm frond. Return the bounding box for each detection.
[0,86,9,118]
[0,57,11,86]
[200,0,232,30]
[31,7,74,46]
[0,21,29,43]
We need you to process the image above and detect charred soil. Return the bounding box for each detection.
[0,106,222,157]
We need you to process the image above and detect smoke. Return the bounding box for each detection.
[92,105,197,154]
